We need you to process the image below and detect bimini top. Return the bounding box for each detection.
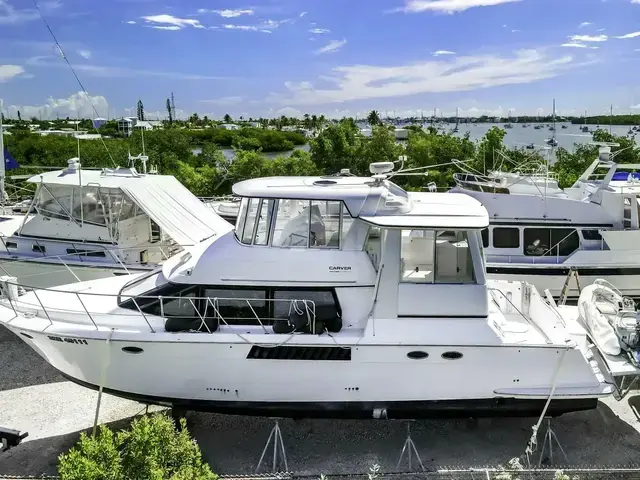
[28,161,233,246]
[233,174,489,229]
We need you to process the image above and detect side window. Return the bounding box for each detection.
[253,199,275,246]
[434,231,475,284]
[481,228,489,247]
[203,288,267,325]
[241,198,260,244]
[523,228,551,256]
[272,200,310,247]
[272,289,340,321]
[552,229,579,256]
[582,229,602,241]
[365,226,382,271]
[235,198,249,241]
[310,200,341,248]
[341,204,354,247]
[401,229,435,283]
[493,227,520,248]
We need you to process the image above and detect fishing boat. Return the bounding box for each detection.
[0,162,613,419]
[0,158,232,288]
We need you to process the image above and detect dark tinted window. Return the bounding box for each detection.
[524,228,579,257]
[493,227,519,248]
[481,228,489,248]
[203,287,267,325]
[582,229,602,240]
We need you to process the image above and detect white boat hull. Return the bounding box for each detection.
[1,320,607,419]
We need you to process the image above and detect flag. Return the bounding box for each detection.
[3,148,19,170]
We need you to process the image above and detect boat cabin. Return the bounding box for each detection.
[117,168,490,335]
[5,158,231,265]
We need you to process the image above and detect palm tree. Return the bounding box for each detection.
[367,110,381,126]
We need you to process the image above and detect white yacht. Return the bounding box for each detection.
[0,163,613,419]
[0,158,232,288]
[449,153,640,300]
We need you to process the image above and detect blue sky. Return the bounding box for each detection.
[1,0,640,120]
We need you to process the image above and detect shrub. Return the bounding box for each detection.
[58,413,217,480]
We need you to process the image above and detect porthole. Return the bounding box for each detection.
[442,351,463,360]
[122,346,144,354]
[407,351,429,360]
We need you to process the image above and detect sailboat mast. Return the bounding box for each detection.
[0,98,5,204]
[610,104,613,135]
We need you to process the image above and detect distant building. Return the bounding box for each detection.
[249,122,260,128]
[74,133,102,140]
[92,117,107,129]
[37,130,88,137]
[134,120,153,131]
[218,123,240,130]
[118,117,137,137]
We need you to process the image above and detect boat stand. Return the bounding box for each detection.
[537,417,568,466]
[255,419,288,473]
[396,421,425,472]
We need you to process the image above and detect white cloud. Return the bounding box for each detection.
[270,49,582,106]
[141,14,204,30]
[511,29,520,32]
[632,0,640,3]
[126,20,136,24]
[5,91,109,120]
[199,96,244,106]
[77,49,92,59]
[199,9,254,17]
[597,28,605,31]
[300,11,308,17]
[314,38,347,55]
[579,22,592,28]
[615,31,640,39]
[569,34,608,42]
[223,24,270,33]
[561,42,598,49]
[396,0,522,14]
[0,0,61,25]
[432,50,456,56]
[309,28,330,34]
[275,107,303,117]
[0,64,25,82]
[222,18,293,33]
[631,104,640,109]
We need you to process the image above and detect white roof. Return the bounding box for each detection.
[365,193,489,229]
[28,166,233,245]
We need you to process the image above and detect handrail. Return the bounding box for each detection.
[0,280,319,334]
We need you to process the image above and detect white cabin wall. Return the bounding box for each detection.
[372,229,400,320]
[19,215,112,243]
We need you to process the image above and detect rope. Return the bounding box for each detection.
[31,0,117,168]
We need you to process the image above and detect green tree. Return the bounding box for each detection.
[17,110,21,122]
[310,120,363,175]
[223,113,232,123]
[270,150,319,176]
[58,414,216,480]
[367,110,381,126]
[359,125,401,167]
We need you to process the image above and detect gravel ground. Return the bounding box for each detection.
[2,323,640,477]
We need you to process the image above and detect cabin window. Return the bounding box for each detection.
[35,185,73,220]
[582,229,602,241]
[4,241,17,249]
[235,198,250,241]
[66,248,106,258]
[252,199,276,246]
[70,186,108,226]
[240,198,261,244]
[400,230,475,284]
[523,228,579,257]
[272,289,340,323]
[159,290,199,319]
[203,287,267,325]
[310,200,341,248]
[481,228,489,248]
[493,227,520,248]
[341,205,354,246]
[32,244,46,254]
[272,199,311,247]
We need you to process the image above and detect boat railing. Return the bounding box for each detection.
[0,242,192,289]
[0,281,319,335]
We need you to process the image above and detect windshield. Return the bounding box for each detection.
[118,266,164,302]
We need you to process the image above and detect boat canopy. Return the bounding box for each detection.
[28,163,233,245]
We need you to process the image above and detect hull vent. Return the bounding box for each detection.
[247,345,351,361]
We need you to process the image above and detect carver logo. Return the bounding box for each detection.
[329,265,352,272]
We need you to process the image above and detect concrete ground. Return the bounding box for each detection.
[2,323,640,478]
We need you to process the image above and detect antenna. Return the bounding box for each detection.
[171,92,176,120]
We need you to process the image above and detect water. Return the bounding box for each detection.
[192,124,638,161]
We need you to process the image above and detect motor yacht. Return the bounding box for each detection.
[449,149,640,300]
[0,158,232,288]
[0,163,613,419]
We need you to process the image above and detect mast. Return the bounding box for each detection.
[0,98,5,204]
